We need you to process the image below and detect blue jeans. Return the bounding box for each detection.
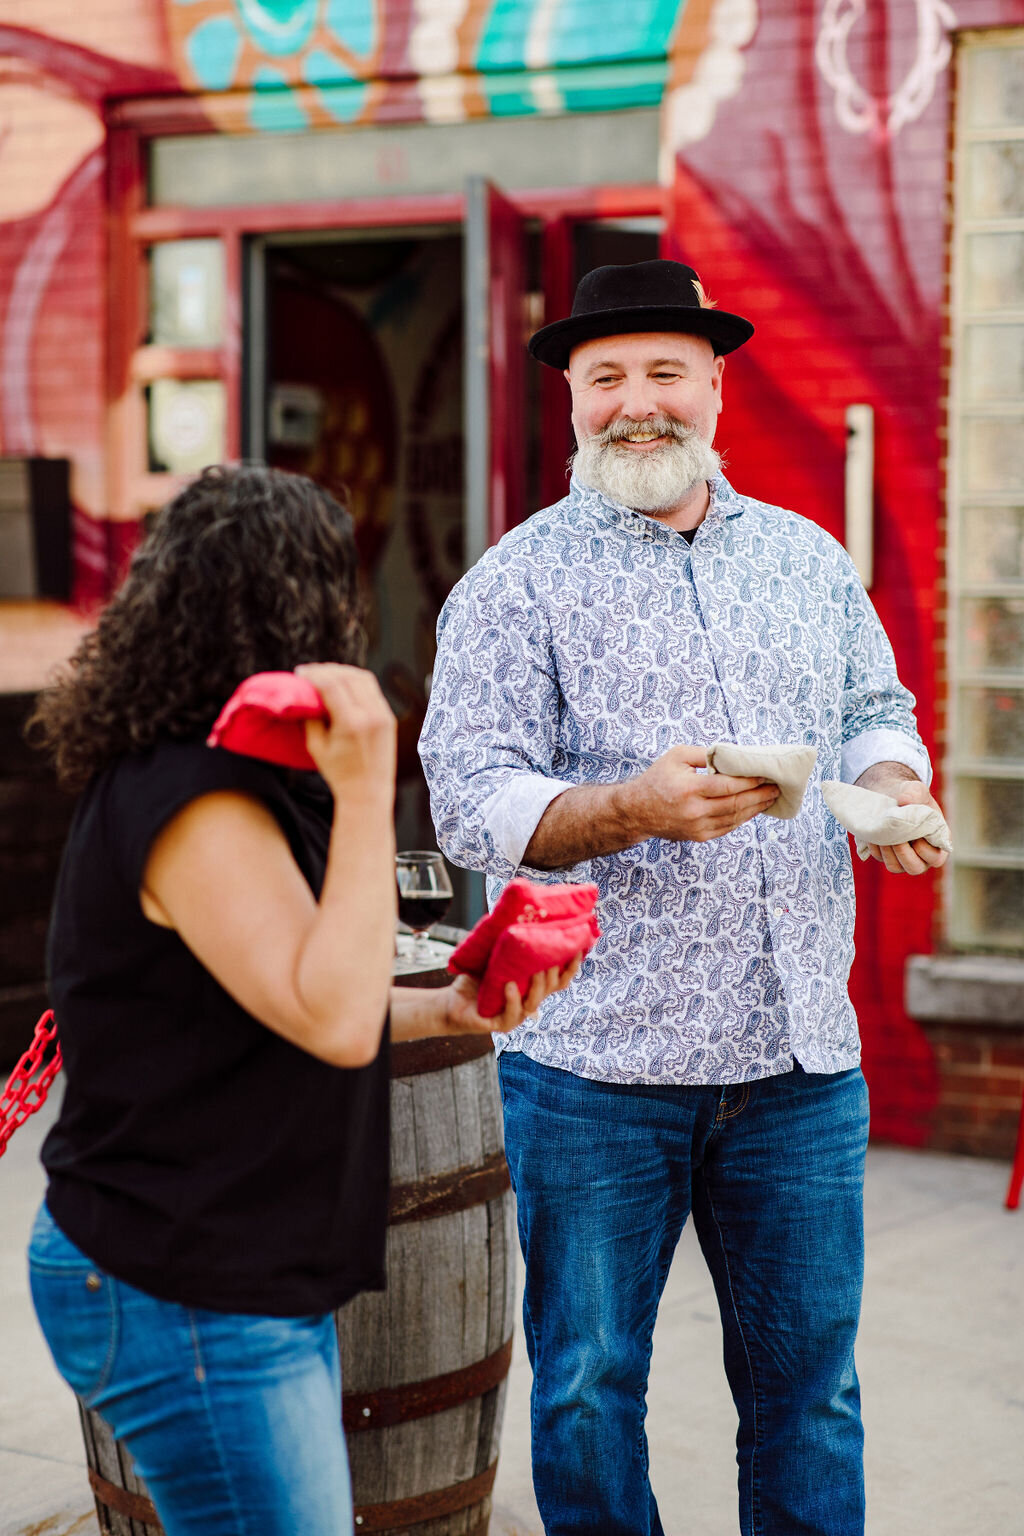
[28,1203,352,1536]
[497,1054,869,1536]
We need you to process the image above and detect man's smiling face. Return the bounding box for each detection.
[565,332,725,517]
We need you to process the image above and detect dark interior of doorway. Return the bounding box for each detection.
[263,219,658,927]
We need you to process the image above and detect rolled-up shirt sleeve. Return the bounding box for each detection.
[839,554,932,786]
[418,557,572,882]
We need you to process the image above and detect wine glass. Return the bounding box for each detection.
[395,851,454,963]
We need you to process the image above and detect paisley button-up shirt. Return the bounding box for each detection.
[419,474,930,1085]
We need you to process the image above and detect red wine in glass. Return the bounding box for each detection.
[395,851,453,961]
[397,892,452,930]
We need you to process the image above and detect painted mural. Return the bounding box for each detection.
[167,0,703,126]
[3,0,1024,1147]
[0,0,747,561]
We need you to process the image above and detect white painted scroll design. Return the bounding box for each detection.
[659,0,759,181]
[815,0,956,138]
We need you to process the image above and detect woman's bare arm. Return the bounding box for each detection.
[141,665,398,1068]
[388,959,582,1042]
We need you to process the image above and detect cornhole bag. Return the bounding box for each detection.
[207,672,327,772]
[449,879,599,976]
[474,915,600,1019]
[448,879,600,1019]
[820,780,953,860]
[706,742,818,820]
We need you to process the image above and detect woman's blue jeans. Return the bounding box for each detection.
[27,1203,353,1536]
[497,1054,870,1536]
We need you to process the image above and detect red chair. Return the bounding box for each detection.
[1006,1088,1024,1211]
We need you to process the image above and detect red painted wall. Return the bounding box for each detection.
[667,0,1024,1142]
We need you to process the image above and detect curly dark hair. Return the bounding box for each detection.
[28,465,366,791]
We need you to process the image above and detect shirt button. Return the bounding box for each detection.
[85,1273,102,1292]
[768,831,779,841]
[773,907,784,917]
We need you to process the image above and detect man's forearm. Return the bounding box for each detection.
[524,780,647,869]
[854,760,921,793]
[524,746,783,867]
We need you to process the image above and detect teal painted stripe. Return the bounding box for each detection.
[550,0,683,66]
[482,57,668,117]
[560,70,666,112]
[312,79,370,121]
[477,0,685,72]
[488,86,545,117]
[249,68,310,130]
[476,0,532,72]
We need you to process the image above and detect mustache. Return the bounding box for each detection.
[592,415,701,448]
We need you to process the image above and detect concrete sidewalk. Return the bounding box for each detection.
[2,1089,1021,1536]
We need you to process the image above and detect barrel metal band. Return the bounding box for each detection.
[89,1459,497,1533]
[353,1459,497,1532]
[89,1468,159,1526]
[388,1149,510,1224]
[343,1335,512,1432]
[390,1032,493,1078]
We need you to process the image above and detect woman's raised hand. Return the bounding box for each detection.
[295,664,397,800]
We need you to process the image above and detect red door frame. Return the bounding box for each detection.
[104,113,663,572]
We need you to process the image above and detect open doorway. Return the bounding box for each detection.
[258,230,464,886]
[249,212,660,922]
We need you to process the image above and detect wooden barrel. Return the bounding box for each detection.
[79,945,516,1536]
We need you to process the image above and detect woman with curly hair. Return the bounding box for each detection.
[25,465,577,1536]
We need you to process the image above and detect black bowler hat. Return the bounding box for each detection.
[527,259,754,370]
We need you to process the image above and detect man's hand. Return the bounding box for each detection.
[525,746,781,869]
[855,763,948,876]
[622,745,780,843]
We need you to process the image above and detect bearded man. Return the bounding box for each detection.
[418,261,946,1536]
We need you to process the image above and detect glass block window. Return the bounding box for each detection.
[149,240,224,347]
[148,379,226,475]
[949,30,1024,949]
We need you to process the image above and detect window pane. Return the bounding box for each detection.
[965,47,1024,130]
[956,776,1024,852]
[150,240,224,347]
[967,141,1024,220]
[965,232,1024,311]
[148,380,226,474]
[959,685,1024,759]
[962,324,1024,402]
[148,111,662,208]
[960,595,1024,674]
[961,416,1024,495]
[961,504,1024,583]
[953,865,1024,949]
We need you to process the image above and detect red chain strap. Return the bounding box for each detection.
[0,1011,62,1160]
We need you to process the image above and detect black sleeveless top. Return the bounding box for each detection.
[41,739,389,1316]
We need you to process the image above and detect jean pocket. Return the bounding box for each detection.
[28,1218,119,1403]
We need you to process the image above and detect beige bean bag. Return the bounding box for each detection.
[820,780,952,860]
[706,742,818,821]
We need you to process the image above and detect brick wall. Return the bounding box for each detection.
[923,1026,1024,1160]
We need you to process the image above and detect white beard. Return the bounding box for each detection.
[574,418,721,512]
